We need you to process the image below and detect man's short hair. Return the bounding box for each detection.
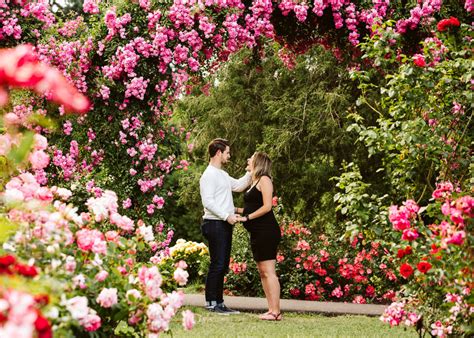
[208,138,229,158]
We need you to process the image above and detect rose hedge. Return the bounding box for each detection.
[381,187,473,337]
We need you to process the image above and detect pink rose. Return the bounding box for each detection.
[96,288,118,308]
[447,231,465,246]
[95,270,109,282]
[182,310,195,330]
[80,313,102,332]
[401,228,419,241]
[173,268,189,286]
[35,187,53,203]
[29,150,50,170]
[33,134,48,151]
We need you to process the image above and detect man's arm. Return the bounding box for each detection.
[200,174,229,221]
[228,171,251,192]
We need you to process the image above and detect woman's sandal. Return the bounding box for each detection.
[259,312,282,321]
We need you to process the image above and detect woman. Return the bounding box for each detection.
[236,152,282,321]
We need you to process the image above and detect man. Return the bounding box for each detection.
[199,138,250,314]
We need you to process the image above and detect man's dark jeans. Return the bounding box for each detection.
[201,219,233,304]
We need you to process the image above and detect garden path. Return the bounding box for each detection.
[184,294,387,316]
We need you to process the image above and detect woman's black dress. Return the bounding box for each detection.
[243,178,281,262]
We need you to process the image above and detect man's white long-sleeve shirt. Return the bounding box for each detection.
[199,164,251,221]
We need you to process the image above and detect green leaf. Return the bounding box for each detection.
[7,131,34,165]
[0,216,18,244]
[26,113,57,130]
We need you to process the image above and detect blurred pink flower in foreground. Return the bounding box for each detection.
[0,44,90,113]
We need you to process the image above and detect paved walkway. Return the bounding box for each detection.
[184,294,387,316]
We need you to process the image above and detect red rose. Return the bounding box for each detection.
[397,246,413,259]
[14,264,38,277]
[413,54,426,67]
[449,17,460,27]
[430,243,440,254]
[400,263,414,278]
[437,17,461,32]
[290,288,301,297]
[0,255,16,267]
[34,315,51,331]
[417,261,432,273]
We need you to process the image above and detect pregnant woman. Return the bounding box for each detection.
[237,151,282,321]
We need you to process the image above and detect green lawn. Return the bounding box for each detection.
[166,306,417,337]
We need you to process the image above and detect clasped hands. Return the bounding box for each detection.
[227,211,248,225]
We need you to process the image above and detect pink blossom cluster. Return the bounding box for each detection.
[104,7,132,40]
[65,296,102,332]
[102,43,140,80]
[83,0,101,14]
[0,131,49,176]
[173,267,189,286]
[96,288,118,308]
[432,181,455,199]
[396,0,442,34]
[431,320,453,337]
[229,259,247,274]
[36,37,93,94]
[389,200,420,229]
[0,0,54,42]
[0,16,22,40]
[110,212,135,232]
[147,290,184,334]
[52,140,80,181]
[85,190,119,222]
[422,36,449,66]
[76,228,107,254]
[2,173,191,335]
[138,266,163,300]
[380,301,421,327]
[430,197,473,248]
[466,0,474,12]
[58,17,84,37]
[3,104,44,129]
[3,172,51,206]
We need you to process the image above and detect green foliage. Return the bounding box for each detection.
[333,162,390,240]
[353,23,473,198]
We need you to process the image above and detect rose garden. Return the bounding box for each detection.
[0,0,472,337]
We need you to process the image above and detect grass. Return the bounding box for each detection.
[165,306,418,338]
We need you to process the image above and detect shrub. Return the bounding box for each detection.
[224,204,401,304]
[381,187,473,337]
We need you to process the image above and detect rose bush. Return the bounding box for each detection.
[380,187,473,337]
[224,203,400,303]
[0,44,194,336]
[1,173,192,336]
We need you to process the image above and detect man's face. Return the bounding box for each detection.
[219,146,231,165]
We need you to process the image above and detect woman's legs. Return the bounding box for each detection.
[256,260,280,314]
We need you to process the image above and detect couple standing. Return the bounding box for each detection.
[199,138,282,321]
